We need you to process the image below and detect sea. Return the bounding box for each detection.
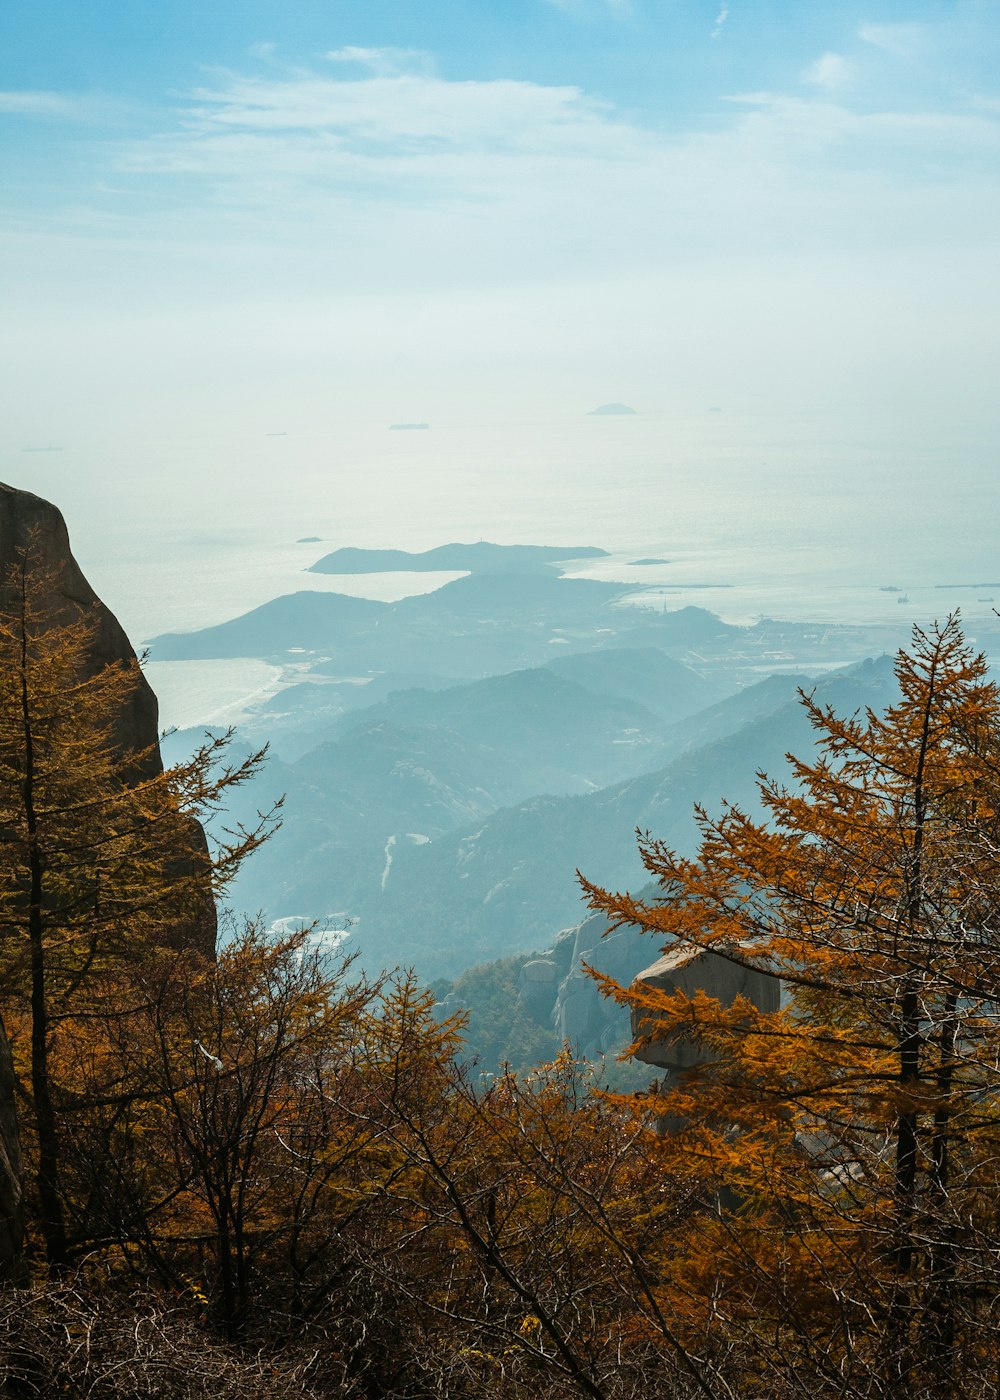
[9,409,998,731]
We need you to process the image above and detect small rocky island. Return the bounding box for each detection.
[307,541,609,575]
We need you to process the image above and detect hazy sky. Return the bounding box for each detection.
[2,1,999,449]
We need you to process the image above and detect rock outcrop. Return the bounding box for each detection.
[550,911,656,1057]
[0,482,216,957]
[514,902,780,1086]
[0,484,161,766]
[506,907,664,1062]
[630,942,779,1076]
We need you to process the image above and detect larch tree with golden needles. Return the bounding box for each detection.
[0,538,277,1273]
[69,924,381,1342]
[584,617,1000,1399]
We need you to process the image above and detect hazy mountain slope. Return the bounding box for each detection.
[223,655,897,975]
[391,571,623,618]
[149,569,903,702]
[542,646,730,721]
[606,604,742,653]
[217,720,501,918]
[150,591,387,661]
[249,649,726,764]
[340,656,898,976]
[325,667,662,764]
[229,670,676,918]
[150,573,630,672]
[653,669,816,756]
[242,670,464,761]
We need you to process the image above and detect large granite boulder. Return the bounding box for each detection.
[630,942,779,1080]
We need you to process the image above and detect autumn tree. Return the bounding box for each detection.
[583,617,1000,1398]
[0,538,277,1272]
[336,992,728,1400]
[52,925,383,1341]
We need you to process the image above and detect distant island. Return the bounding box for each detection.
[389,422,429,431]
[297,536,322,544]
[308,542,610,576]
[587,403,637,416]
[630,558,669,566]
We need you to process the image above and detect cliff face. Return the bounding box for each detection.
[0,484,161,767]
[0,482,217,957]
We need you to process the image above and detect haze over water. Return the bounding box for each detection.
[20,408,999,642]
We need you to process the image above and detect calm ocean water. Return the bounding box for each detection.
[9,411,997,728]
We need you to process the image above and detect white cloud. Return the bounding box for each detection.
[0,90,92,119]
[90,60,1000,337]
[325,46,435,77]
[724,88,1000,162]
[858,22,926,60]
[114,61,1000,224]
[5,51,1000,460]
[248,41,277,60]
[138,72,623,158]
[712,4,730,40]
[802,52,851,90]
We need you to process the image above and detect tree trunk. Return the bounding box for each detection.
[0,1013,24,1284]
[19,577,68,1273]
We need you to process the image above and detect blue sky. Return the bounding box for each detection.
[2,0,999,450]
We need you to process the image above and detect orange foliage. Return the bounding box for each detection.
[583,617,1000,1395]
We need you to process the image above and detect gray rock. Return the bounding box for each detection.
[517,957,559,1017]
[631,942,779,1079]
[550,910,656,1059]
